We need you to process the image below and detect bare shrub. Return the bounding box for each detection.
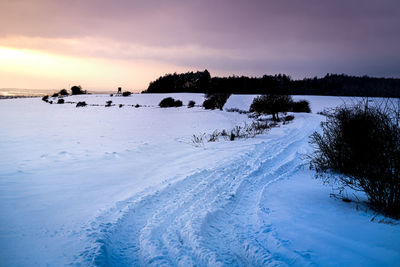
[192,120,272,144]
[310,102,400,218]
[208,130,220,142]
[192,133,205,146]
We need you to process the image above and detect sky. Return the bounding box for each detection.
[1,0,400,92]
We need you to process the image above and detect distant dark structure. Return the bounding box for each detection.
[118,87,122,94]
[142,71,400,98]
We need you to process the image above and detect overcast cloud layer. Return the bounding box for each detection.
[1,0,399,90]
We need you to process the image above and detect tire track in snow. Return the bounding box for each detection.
[200,128,313,266]
[79,115,321,266]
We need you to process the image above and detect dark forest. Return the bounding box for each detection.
[143,70,400,97]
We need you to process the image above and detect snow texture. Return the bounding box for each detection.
[0,94,399,266]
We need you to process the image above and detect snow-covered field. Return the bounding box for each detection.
[0,94,399,266]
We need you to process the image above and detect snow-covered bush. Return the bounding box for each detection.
[202,93,231,110]
[188,100,196,108]
[159,97,183,108]
[291,100,311,113]
[249,94,293,121]
[76,101,87,107]
[310,103,400,218]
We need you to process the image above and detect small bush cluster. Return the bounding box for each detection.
[188,100,196,108]
[42,95,49,102]
[57,99,65,104]
[76,101,87,107]
[159,97,183,108]
[310,101,400,218]
[51,89,68,98]
[122,91,132,97]
[105,101,113,107]
[203,93,231,110]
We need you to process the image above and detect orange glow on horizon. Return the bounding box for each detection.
[0,46,182,92]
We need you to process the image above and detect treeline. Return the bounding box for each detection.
[145,70,212,94]
[142,70,400,97]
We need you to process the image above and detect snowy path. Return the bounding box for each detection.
[79,116,318,266]
[2,96,399,266]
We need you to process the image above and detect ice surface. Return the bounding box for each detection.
[0,94,399,266]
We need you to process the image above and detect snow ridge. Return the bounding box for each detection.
[79,116,319,266]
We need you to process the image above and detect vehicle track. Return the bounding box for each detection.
[80,116,320,266]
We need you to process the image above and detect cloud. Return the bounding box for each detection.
[0,0,399,80]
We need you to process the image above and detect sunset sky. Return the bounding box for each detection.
[1,0,399,92]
